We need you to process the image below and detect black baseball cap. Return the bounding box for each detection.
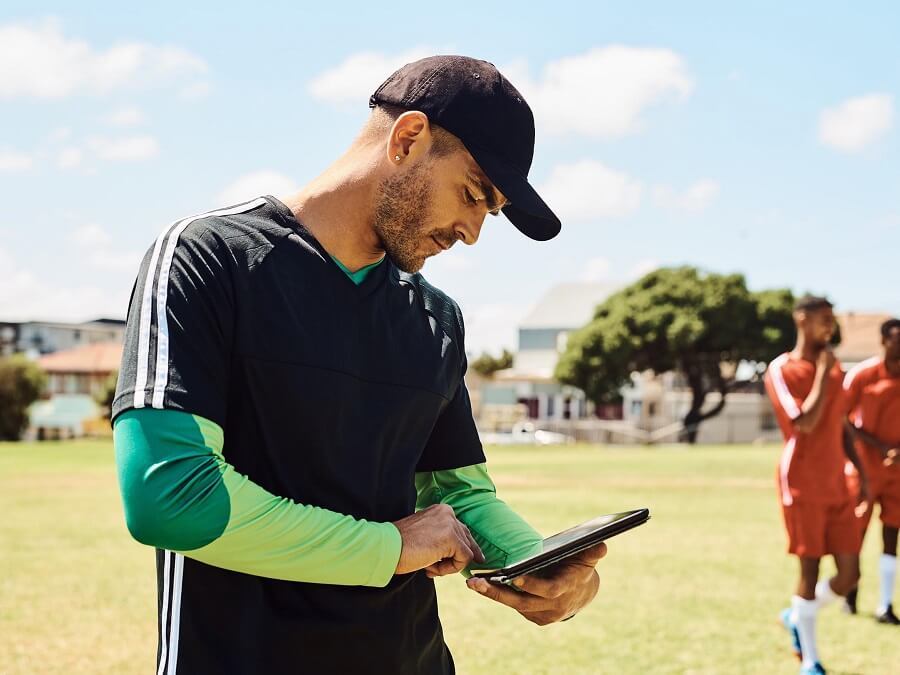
[369,55,561,242]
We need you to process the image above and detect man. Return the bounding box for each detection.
[842,318,900,624]
[764,295,867,675]
[112,56,605,675]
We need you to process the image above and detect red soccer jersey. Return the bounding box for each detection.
[843,356,900,460]
[765,353,848,505]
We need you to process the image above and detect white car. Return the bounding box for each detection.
[480,421,573,446]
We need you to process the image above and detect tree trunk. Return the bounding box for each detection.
[679,365,729,444]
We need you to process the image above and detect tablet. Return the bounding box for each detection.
[470,508,650,585]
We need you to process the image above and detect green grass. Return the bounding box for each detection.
[1,441,898,674]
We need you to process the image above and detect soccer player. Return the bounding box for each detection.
[765,295,867,675]
[112,56,605,674]
[843,318,900,624]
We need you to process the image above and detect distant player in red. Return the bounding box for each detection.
[764,295,868,675]
[842,318,900,624]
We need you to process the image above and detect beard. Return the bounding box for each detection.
[372,160,437,274]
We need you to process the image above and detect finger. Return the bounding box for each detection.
[570,542,608,567]
[511,573,567,599]
[457,523,485,564]
[465,577,548,612]
[427,558,465,577]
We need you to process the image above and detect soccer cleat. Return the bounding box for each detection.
[842,587,857,615]
[780,608,802,659]
[799,662,826,675]
[875,604,900,625]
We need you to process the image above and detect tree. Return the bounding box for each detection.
[0,355,47,441]
[470,349,514,378]
[555,266,796,443]
[95,370,118,421]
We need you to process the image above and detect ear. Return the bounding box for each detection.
[387,111,432,164]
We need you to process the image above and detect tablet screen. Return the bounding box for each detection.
[539,511,638,556]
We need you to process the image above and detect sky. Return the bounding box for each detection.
[1,2,898,355]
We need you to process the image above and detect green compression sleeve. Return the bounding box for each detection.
[114,408,401,587]
[415,463,543,574]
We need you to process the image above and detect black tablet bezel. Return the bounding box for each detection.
[470,508,650,585]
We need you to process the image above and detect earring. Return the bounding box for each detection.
[394,155,401,162]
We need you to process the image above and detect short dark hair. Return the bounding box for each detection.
[881,318,900,338]
[366,104,463,158]
[794,294,833,313]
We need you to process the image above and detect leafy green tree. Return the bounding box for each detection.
[555,267,796,443]
[0,355,48,441]
[95,370,118,421]
[470,349,514,378]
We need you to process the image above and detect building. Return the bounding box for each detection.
[2,318,126,357]
[37,341,123,398]
[476,282,619,431]
[25,341,123,439]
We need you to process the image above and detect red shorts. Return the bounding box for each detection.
[846,461,900,531]
[781,497,860,558]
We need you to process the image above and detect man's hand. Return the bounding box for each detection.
[465,542,607,626]
[817,347,836,374]
[392,504,484,576]
[855,477,871,518]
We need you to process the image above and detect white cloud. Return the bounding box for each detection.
[539,160,642,222]
[57,147,83,169]
[0,18,208,99]
[179,81,212,100]
[71,223,112,248]
[88,135,159,161]
[308,48,436,105]
[105,105,144,126]
[216,170,296,206]
[652,179,719,213]
[508,46,693,138]
[818,94,894,152]
[46,127,71,143]
[581,257,612,282]
[0,149,34,171]
[0,246,131,321]
[69,224,142,272]
[458,302,526,356]
[629,258,660,279]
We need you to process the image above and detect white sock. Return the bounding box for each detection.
[792,595,820,668]
[878,554,897,614]
[815,578,840,609]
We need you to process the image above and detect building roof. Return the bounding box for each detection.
[37,341,123,374]
[835,312,894,364]
[519,282,619,330]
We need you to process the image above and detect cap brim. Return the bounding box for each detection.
[467,147,561,242]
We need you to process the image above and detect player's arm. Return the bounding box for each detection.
[793,349,837,433]
[115,407,401,586]
[415,463,543,576]
[844,419,895,457]
[841,422,870,507]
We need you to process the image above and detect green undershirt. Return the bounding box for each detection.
[112,257,541,586]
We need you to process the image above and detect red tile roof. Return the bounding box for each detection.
[37,341,123,374]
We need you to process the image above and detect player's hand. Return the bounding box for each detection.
[817,347,836,373]
[465,542,607,625]
[392,504,484,576]
[855,478,871,518]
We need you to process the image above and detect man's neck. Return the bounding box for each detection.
[280,147,386,272]
[792,337,821,363]
[884,354,900,377]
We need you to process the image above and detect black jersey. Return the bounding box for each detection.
[113,196,485,674]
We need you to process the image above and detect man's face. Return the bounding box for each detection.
[797,307,835,349]
[884,327,900,362]
[372,147,507,273]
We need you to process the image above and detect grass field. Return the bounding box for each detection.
[2,441,898,674]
